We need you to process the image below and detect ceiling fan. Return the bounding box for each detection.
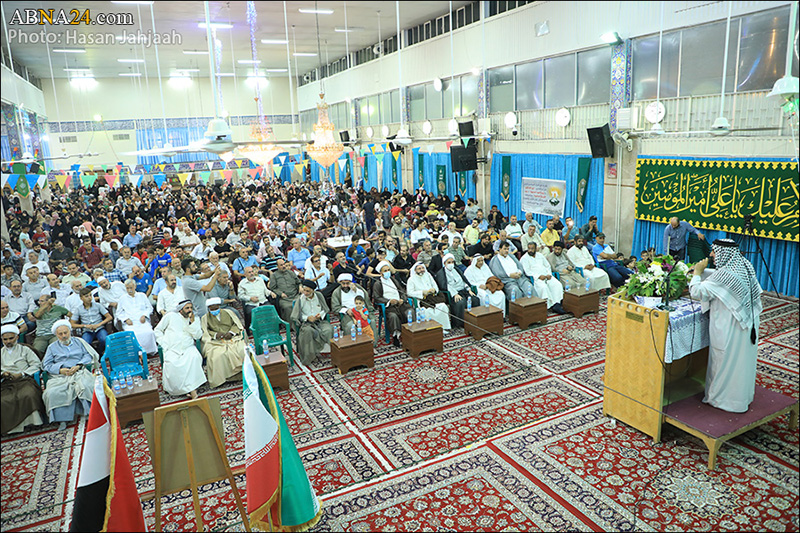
[2,150,101,167]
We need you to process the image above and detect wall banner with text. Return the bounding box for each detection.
[521,177,567,218]
[635,157,798,242]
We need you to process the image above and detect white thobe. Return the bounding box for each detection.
[98,281,127,309]
[154,312,206,396]
[520,253,563,307]
[116,293,158,353]
[156,287,186,315]
[464,265,507,316]
[689,276,760,413]
[566,246,611,291]
[406,272,452,330]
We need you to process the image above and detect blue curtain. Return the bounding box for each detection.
[412,151,476,200]
[135,126,220,165]
[489,152,605,232]
[1,135,10,162]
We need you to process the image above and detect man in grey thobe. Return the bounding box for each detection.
[290,280,333,365]
[489,241,534,300]
[546,241,586,288]
[267,258,301,322]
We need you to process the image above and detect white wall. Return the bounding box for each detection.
[297,0,793,108]
[1,65,47,115]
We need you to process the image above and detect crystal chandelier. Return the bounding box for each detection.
[306,93,344,169]
[236,122,281,168]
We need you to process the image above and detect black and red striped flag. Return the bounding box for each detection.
[69,377,145,532]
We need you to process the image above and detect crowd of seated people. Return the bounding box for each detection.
[1,176,639,435]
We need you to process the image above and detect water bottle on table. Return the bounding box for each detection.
[565,281,571,292]
[408,310,413,324]
[357,322,362,337]
[333,325,339,340]
[466,296,472,311]
[526,287,532,299]
[510,288,516,302]
[262,339,268,355]
[483,293,489,308]
[585,280,591,291]
[350,324,356,341]
[112,374,121,394]
[126,372,134,390]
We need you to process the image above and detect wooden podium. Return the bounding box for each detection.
[603,295,708,443]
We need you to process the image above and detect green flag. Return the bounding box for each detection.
[417,152,424,189]
[436,165,447,195]
[576,157,591,213]
[501,155,511,202]
[363,156,369,188]
[458,171,467,197]
[391,155,398,190]
[15,173,30,197]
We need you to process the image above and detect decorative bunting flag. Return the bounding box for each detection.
[274,165,283,177]
[189,163,196,171]
[88,165,95,172]
[462,138,470,148]
[1,173,10,189]
[392,150,401,161]
[26,174,39,191]
[143,164,151,173]
[101,164,108,172]
[302,159,310,169]
[105,174,117,188]
[37,175,48,189]
[249,169,260,180]
[178,173,191,185]
[153,173,167,188]
[206,161,215,171]
[294,163,303,175]
[427,145,435,155]
[223,170,233,183]
[200,171,211,184]
[445,141,453,150]
[115,165,122,174]
[5,174,19,190]
[238,168,248,181]
[368,144,376,154]
[338,159,348,172]
[57,174,71,190]
[132,174,144,187]
[358,156,365,166]
[81,174,97,188]
[375,153,385,164]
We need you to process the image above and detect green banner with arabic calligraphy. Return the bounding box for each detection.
[635,158,799,242]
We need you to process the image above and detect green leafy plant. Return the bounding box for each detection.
[622,255,691,300]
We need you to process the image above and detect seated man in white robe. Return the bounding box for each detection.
[200,297,246,388]
[565,236,611,291]
[690,239,762,413]
[546,241,587,289]
[464,255,506,316]
[96,276,127,320]
[1,324,46,435]
[116,279,158,355]
[489,241,535,303]
[330,273,373,335]
[406,262,452,333]
[41,320,98,430]
[154,299,206,399]
[520,242,566,313]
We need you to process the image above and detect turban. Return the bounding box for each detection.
[442,253,455,264]
[176,299,192,311]
[337,273,353,282]
[41,288,54,297]
[51,319,72,335]
[376,261,392,272]
[1,324,19,336]
[301,279,316,290]
[96,276,108,284]
[206,297,222,307]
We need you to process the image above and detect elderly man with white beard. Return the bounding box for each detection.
[566,236,611,292]
[155,300,206,399]
[1,324,45,435]
[520,242,566,314]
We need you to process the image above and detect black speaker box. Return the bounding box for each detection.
[586,123,614,158]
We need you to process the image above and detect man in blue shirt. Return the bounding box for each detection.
[591,233,630,288]
[122,227,142,250]
[232,246,259,276]
[473,210,489,232]
[286,238,312,270]
[345,235,365,263]
[131,265,154,297]
[663,217,705,261]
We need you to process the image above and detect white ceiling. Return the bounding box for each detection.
[1,1,472,79]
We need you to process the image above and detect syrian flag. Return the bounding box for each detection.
[243,350,321,531]
[69,377,145,532]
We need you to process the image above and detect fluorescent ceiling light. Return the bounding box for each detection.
[63,67,91,72]
[198,22,233,29]
[119,72,141,77]
[175,68,200,73]
[53,48,85,53]
[70,77,97,88]
[238,59,261,64]
[183,50,209,55]
[216,73,235,77]
[600,31,622,44]
[334,27,362,33]
[265,68,288,72]
[117,58,144,63]
[261,39,288,44]
[298,8,334,14]
[293,52,317,57]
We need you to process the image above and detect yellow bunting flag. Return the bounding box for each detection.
[392,150,401,161]
[178,173,191,185]
[56,174,70,190]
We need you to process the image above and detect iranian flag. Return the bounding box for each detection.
[69,377,145,532]
[243,351,321,531]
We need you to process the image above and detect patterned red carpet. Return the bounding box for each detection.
[2,294,797,531]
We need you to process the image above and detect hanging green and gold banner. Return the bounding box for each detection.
[417,152,424,189]
[391,155,398,190]
[500,155,511,202]
[363,156,369,187]
[458,171,467,197]
[635,158,799,242]
[436,165,446,195]
[575,157,591,213]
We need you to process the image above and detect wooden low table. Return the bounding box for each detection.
[562,286,600,318]
[256,351,290,391]
[331,335,374,374]
[116,378,161,428]
[401,320,443,358]
[464,306,504,341]
[508,297,548,329]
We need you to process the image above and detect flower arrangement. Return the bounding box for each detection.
[622,254,691,302]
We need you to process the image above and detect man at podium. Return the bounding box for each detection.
[690,239,762,413]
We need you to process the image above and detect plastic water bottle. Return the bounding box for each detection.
[126,372,134,390]
[565,281,571,292]
[408,310,414,324]
[112,375,121,394]
[350,324,356,341]
[357,322,362,337]
[510,288,516,302]
[526,287,532,299]
[333,325,339,340]
[262,339,268,355]
[483,293,490,308]
[466,296,472,311]
[585,280,591,291]
[418,308,424,322]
